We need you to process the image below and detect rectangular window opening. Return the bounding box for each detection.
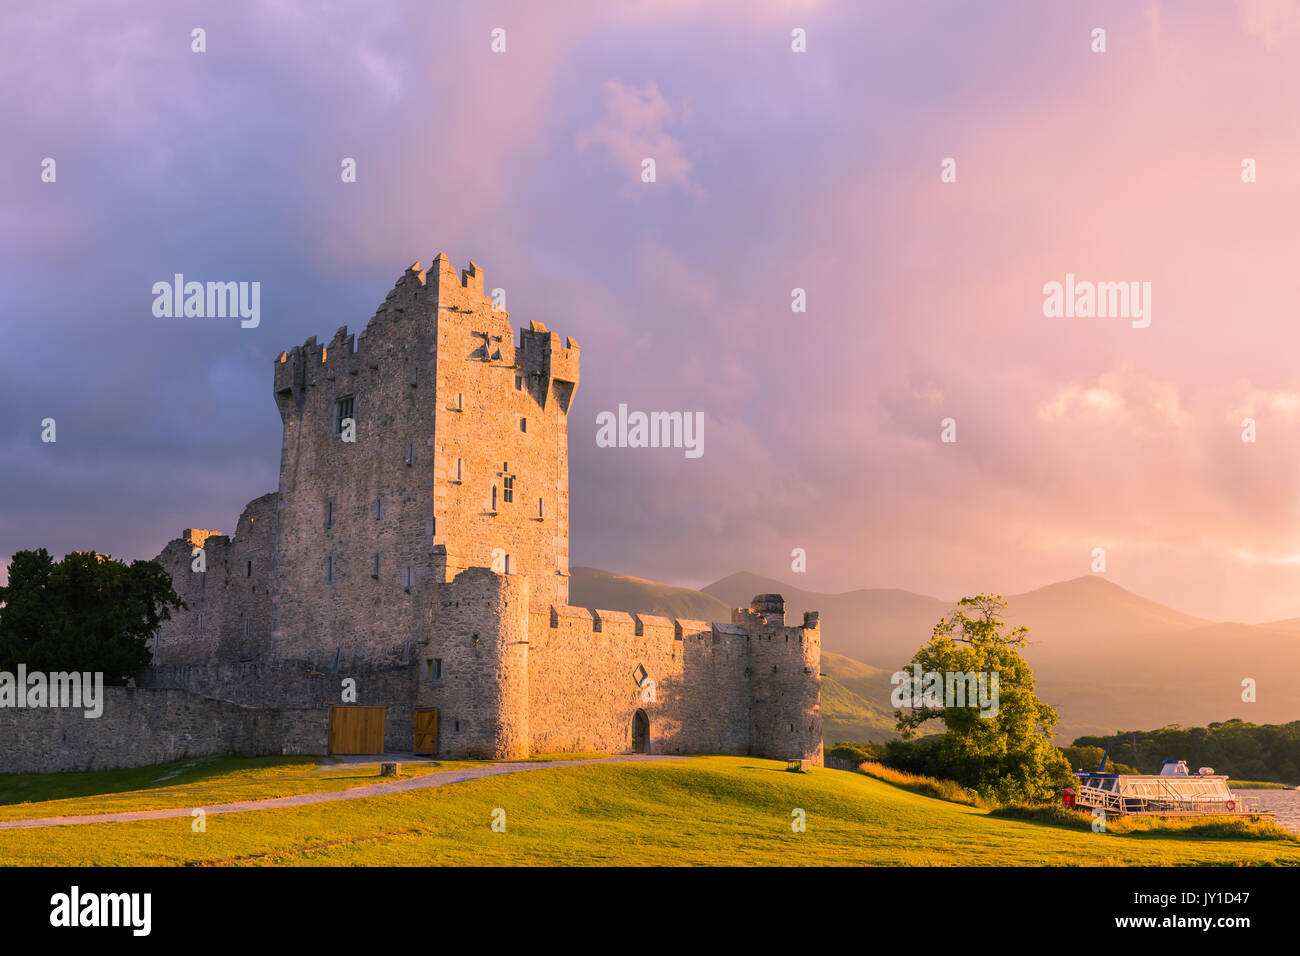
[335,396,355,434]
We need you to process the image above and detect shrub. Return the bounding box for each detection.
[825,743,873,764]
[856,761,984,807]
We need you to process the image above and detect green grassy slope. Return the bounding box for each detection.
[2,756,1296,866]
[0,756,486,821]
[820,651,898,743]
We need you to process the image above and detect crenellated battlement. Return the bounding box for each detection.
[538,600,816,648]
[517,320,580,389]
[272,256,579,419]
[433,567,816,658]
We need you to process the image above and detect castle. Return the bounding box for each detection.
[148,256,823,765]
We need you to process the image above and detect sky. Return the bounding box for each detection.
[4,0,1300,622]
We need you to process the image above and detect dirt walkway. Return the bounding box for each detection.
[0,754,688,831]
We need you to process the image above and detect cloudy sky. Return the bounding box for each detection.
[4,0,1300,621]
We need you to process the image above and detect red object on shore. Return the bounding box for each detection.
[1062,788,1075,808]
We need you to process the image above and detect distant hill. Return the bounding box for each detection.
[702,571,1210,664]
[569,567,732,622]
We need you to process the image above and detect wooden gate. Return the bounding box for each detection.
[327,704,386,755]
[414,707,438,756]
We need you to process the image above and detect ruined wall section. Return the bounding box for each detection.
[152,493,277,666]
[270,263,438,668]
[428,255,578,610]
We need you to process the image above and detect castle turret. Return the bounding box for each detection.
[424,567,529,759]
[750,594,785,626]
[741,594,823,767]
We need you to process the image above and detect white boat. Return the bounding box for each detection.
[1063,759,1256,816]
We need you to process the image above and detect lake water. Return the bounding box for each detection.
[1236,788,1300,833]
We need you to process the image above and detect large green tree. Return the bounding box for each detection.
[896,593,1073,801]
[0,548,184,684]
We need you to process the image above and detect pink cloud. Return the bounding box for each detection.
[576,80,702,198]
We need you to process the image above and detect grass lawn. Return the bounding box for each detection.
[2,756,1299,866]
[0,755,489,821]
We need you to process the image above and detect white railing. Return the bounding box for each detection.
[1074,782,1256,815]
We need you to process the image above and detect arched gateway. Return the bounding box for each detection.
[631,709,650,754]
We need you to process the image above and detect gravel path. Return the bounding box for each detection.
[0,754,688,831]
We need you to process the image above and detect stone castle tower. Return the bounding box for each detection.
[267,255,576,664]
[150,257,822,765]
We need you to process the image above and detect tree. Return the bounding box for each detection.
[1059,744,1137,775]
[896,593,1073,801]
[0,549,184,684]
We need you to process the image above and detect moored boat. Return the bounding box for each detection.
[1062,758,1260,817]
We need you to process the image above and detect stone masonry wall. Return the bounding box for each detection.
[0,687,325,774]
[526,606,724,755]
[141,661,417,752]
[525,596,821,762]
[429,256,577,610]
